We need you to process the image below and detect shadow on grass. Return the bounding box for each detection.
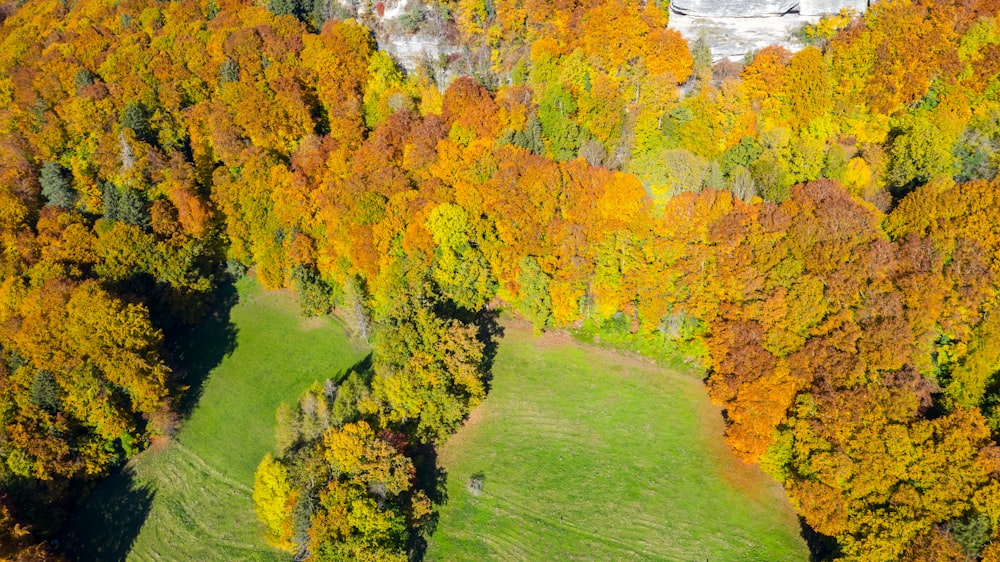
[408,309,502,560]
[348,352,373,380]
[60,465,154,562]
[799,516,838,562]
[168,281,240,420]
[59,281,240,558]
[475,307,504,393]
[410,441,449,561]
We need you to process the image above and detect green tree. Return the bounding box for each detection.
[267,0,302,18]
[887,116,959,191]
[118,188,151,231]
[291,266,333,317]
[538,84,582,161]
[512,113,544,155]
[426,203,495,311]
[73,68,94,93]
[39,161,75,209]
[219,59,239,84]
[516,256,552,333]
[253,453,295,551]
[120,101,151,144]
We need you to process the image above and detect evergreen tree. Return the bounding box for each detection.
[120,101,152,144]
[219,59,239,84]
[267,0,300,18]
[101,181,121,222]
[513,113,544,155]
[29,371,61,413]
[73,68,94,93]
[102,183,150,230]
[118,188,151,230]
[516,256,552,333]
[39,161,75,209]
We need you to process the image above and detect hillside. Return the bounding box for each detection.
[427,326,809,561]
[62,280,368,561]
[0,0,998,560]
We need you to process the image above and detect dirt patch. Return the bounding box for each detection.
[148,435,172,453]
[535,329,575,348]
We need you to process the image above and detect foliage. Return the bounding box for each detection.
[2,0,1000,558]
[66,283,367,560]
[39,161,75,209]
[254,453,295,551]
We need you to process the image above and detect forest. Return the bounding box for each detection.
[0,0,999,559]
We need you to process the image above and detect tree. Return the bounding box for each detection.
[887,116,959,192]
[537,83,582,161]
[219,59,239,84]
[254,454,295,551]
[117,188,151,231]
[267,0,303,18]
[303,421,422,561]
[120,101,152,144]
[515,256,551,333]
[426,203,495,311]
[370,296,487,442]
[291,266,334,317]
[39,162,75,209]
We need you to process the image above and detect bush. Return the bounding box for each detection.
[467,472,485,496]
[291,266,334,317]
[225,259,247,280]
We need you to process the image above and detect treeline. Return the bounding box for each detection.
[254,262,492,559]
[0,0,999,559]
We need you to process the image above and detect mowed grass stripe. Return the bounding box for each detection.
[427,327,809,562]
[483,493,669,560]
[64,280,368,561]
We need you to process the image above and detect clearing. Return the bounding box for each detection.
[64,284,807,561]
[63,279,368,561]
[424,325,809,561]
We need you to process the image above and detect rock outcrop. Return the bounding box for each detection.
[337,0,462,75]
[800,0,869,16]
[669,0,872,61]
[350,0,873,74]
[670,0,799,18]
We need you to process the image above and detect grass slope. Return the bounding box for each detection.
[426,326,809,562]
[64,279,368,561]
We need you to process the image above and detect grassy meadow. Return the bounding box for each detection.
[425,325,809,561]
[64,282,807,561]
[63,279,368,561]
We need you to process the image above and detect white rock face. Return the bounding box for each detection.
[670,13,811,61]
[377,33,462,74]
[800,0,869,17]
[352,0,873,73]
[669,0,872,61]
[670,0,799,17]
[341,0,461,74]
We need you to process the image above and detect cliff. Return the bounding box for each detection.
[669,0,871,61]
[670,0,799,17]
[354,0,871,74]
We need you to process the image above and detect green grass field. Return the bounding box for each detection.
[425,326,809,561]
[64,284,807,561]
[63,279,368,561]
